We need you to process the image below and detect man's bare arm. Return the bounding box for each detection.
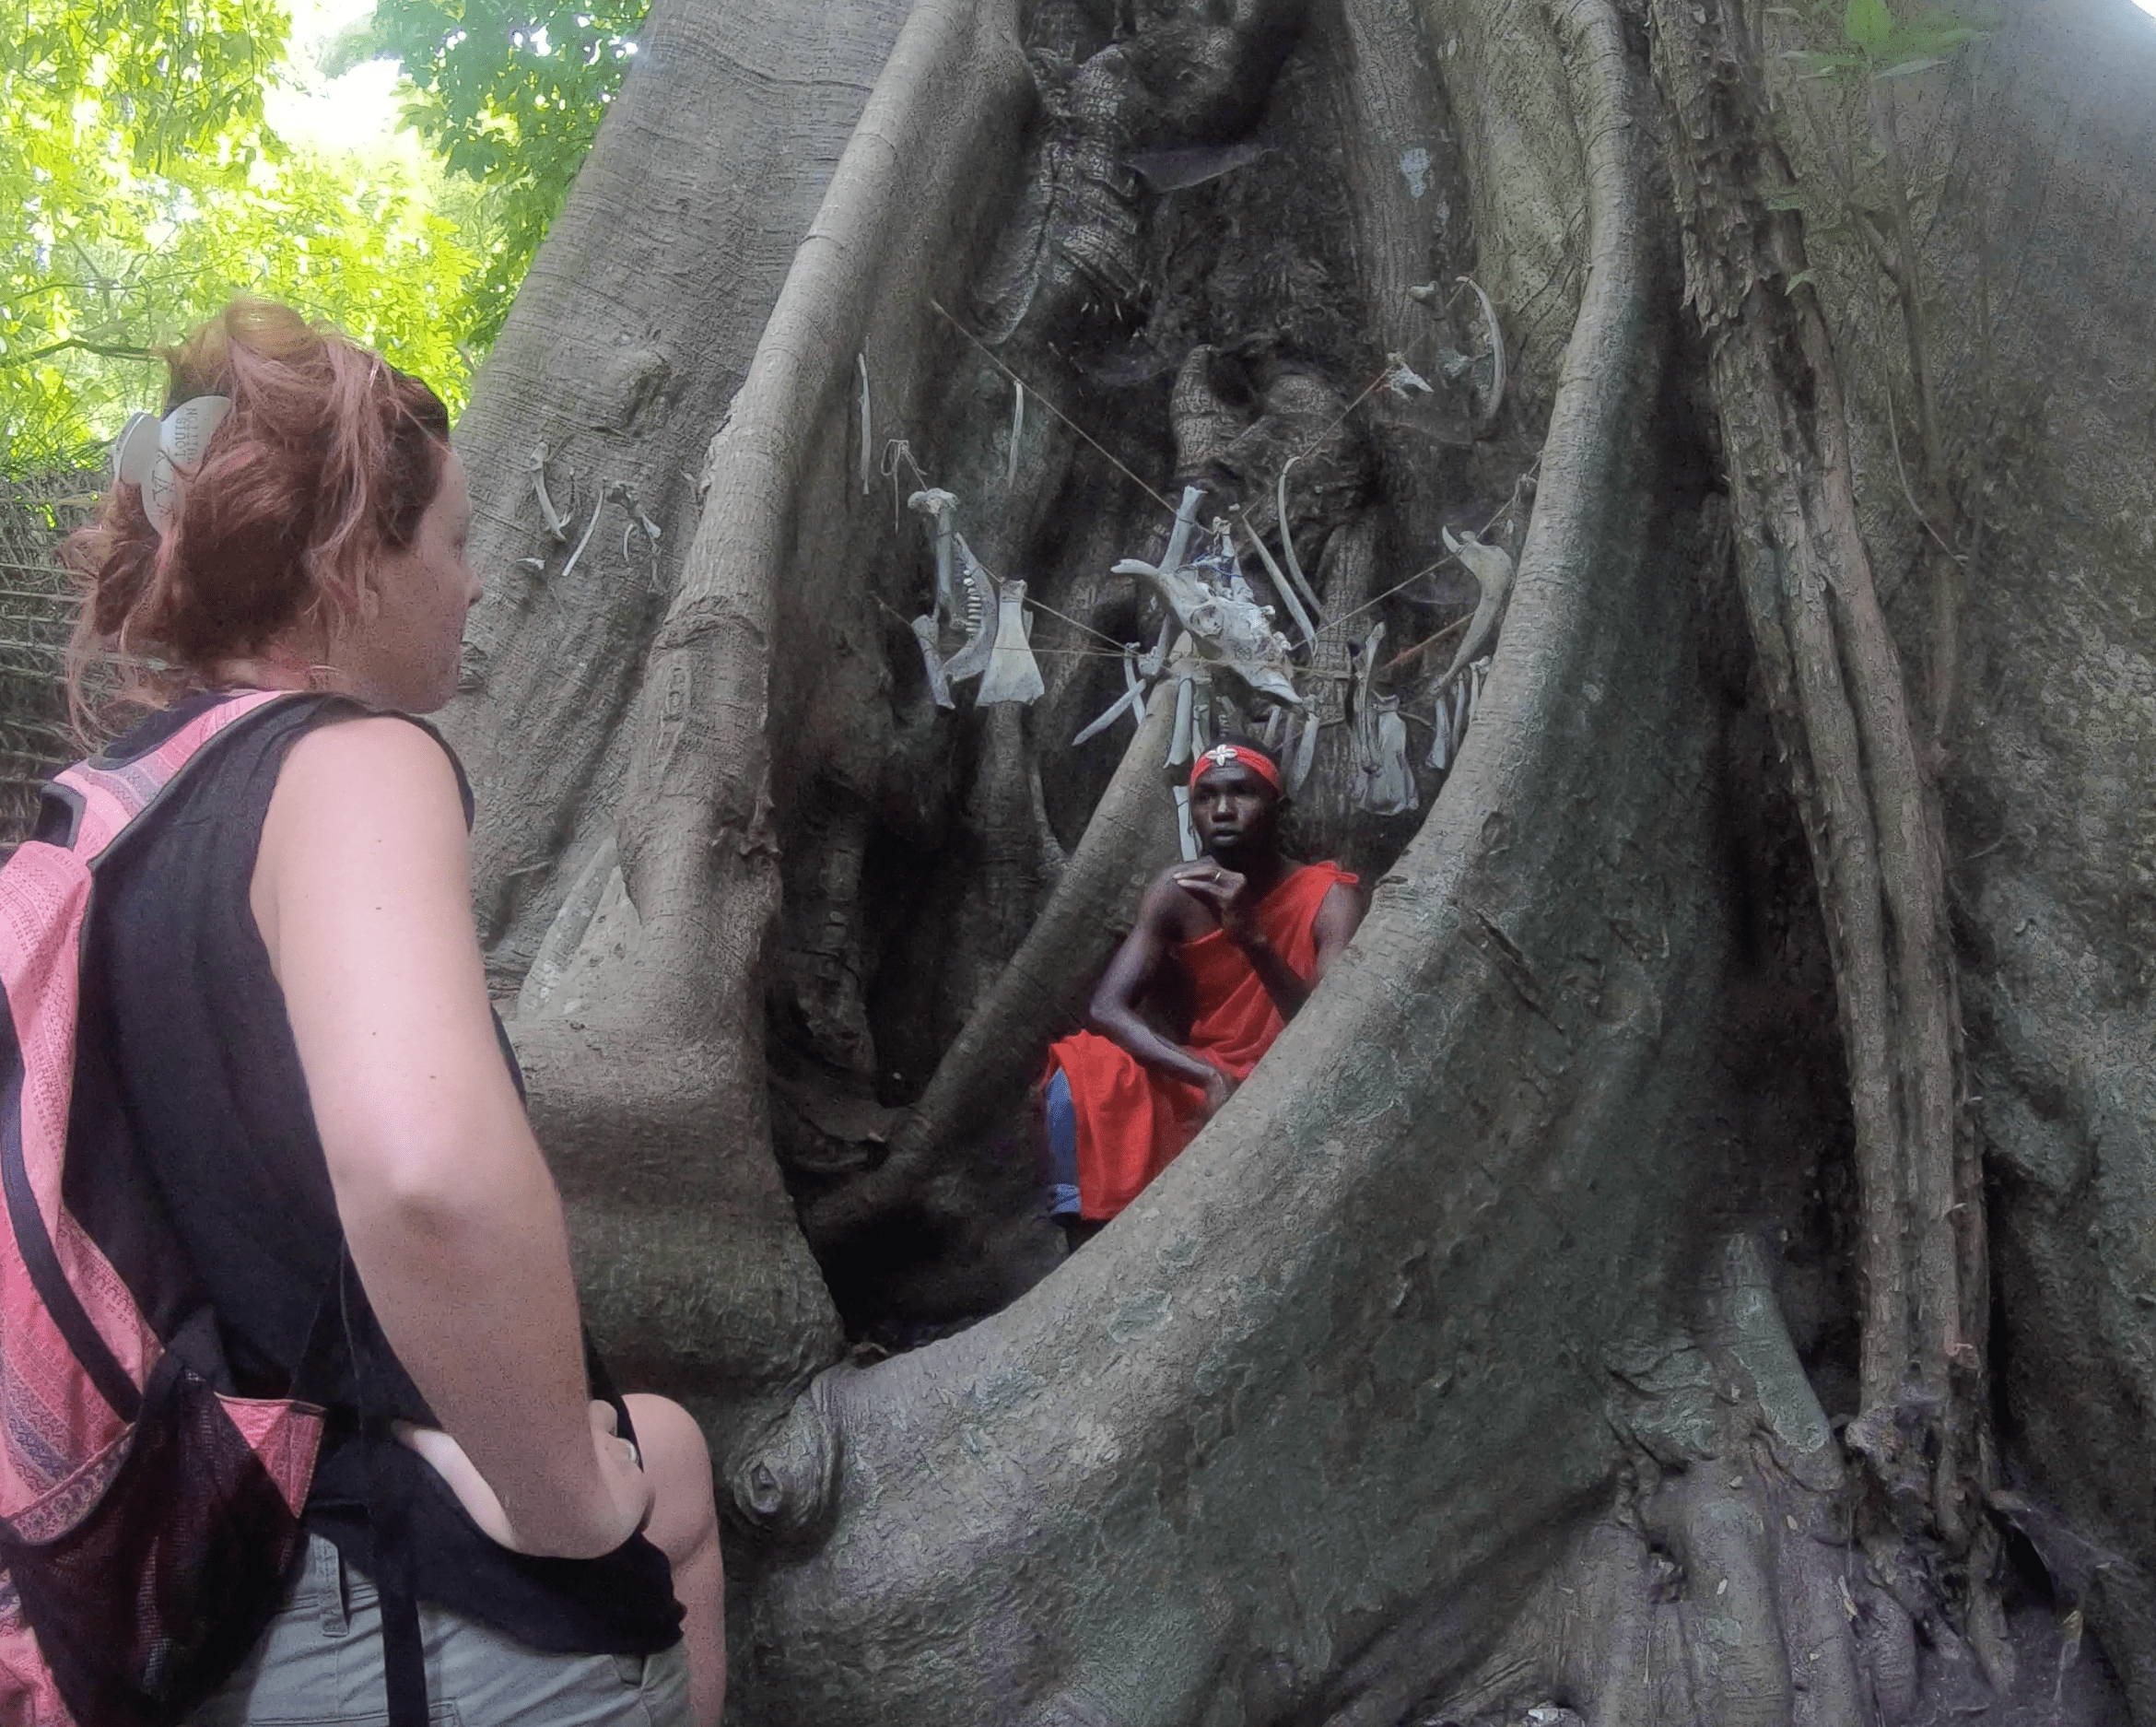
[1170,866,1364,1024]
[1307,879,1365,983]
[1085,872,1225,1098]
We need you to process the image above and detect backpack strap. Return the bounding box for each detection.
[0,691,310,1436]
[51,689,297,864]
[337,1248,430,1727]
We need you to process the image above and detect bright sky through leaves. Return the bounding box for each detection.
[267,0,408,157]
[1,0,484,472]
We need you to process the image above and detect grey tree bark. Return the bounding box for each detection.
[440,0,2156,1717]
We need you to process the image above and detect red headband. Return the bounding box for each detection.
[1188,743,1283,794]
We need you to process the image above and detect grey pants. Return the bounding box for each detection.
[185,1535,690,1727]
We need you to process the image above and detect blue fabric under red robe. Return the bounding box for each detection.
[1048,861,1356,1220]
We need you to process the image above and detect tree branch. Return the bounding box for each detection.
[3,336,159,368]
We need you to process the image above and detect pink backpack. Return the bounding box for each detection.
[0,691,325,1726]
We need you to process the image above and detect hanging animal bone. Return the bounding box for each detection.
[1111,488,1299,707]
[1139,617,1173,680]
[1458,275,1506,436]
[1288,710,1320,793]
[1112,541,1301,708]
[1072,644,1146,746]
[941,544,999,686]
[911,615,955,710]
[1237,517,1318,647]
[1273,458,1326,625]
[1387,356,1435,399]
[908,488,961,623]
[1364,693,1418,816]
[607,480,663,589]
[558,492,604,582]
[1161,485,1205,573]
[1435,524,1517,690]
[975,578,1046,705]
[856,354,873,496]
[1347,624,1390,813]
[528,445,571,543]
[1167,667,1198,770]
[1448,659,1482,754]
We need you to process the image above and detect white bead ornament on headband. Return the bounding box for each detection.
[111,396,233,539]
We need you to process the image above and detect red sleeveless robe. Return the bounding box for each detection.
[1049,861,1356,1220]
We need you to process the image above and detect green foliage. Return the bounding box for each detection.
[1779,0,1995,80]
[1843,0,1895,53]
[356,0,647,347]
[2,0,480,476]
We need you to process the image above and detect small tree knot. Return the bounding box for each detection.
[728,1375,844,1545]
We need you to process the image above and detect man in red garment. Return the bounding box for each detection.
[1044,738,1364,1238]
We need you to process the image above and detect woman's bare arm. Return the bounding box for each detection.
[252,717,648,1558]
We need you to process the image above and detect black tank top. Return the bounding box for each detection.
[61,691,681,1655]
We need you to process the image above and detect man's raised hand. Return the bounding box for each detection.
[1172,863,1261,946]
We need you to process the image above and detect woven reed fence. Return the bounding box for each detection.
[0,472,93,843]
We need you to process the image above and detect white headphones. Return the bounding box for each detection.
[111,396,233,539]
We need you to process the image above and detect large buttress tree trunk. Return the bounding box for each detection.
[443,0,911,977]
[739,5,1714,1717]
[439,0,2156,1715]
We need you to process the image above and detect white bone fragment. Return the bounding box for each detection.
[1347,625,1387,812]
[1387,356,1435,398]
[1072,646,1146,746]
[955,538,988,635]
[942,556,998,685]
[516,556,546,573]
[857,354,873,496]
[1458,275,1506,432]
[1073,685,1146,746]
[558,493,604,582]
[1113,552,1301,707]
[911,615,955,709]
[976,579,1046,705]
[1427,685,1450,770]
[606,479,662,576]
[1260,704,1288,751]
[1162,485,1205,576]
[1274,458,1325,623]
[1366,695,1418,815]
[1437,524,1516,689]
[1139,617,1173,680]
[1072,683,1143,746]
[1174,784,1200,861]
[1007,381,1024,487]
[1407,281,1442,304]
[1167,673,1196,769]
[1128,137,1268,191]
[1237,516,1317,646]
[1288,710,1320,794]
[528,445,570,543]
[908,488,960,622]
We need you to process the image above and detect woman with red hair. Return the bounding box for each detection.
[58,300,721,1726]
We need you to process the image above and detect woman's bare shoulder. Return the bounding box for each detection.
[259,713,471,900]
[275,713,463,812]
